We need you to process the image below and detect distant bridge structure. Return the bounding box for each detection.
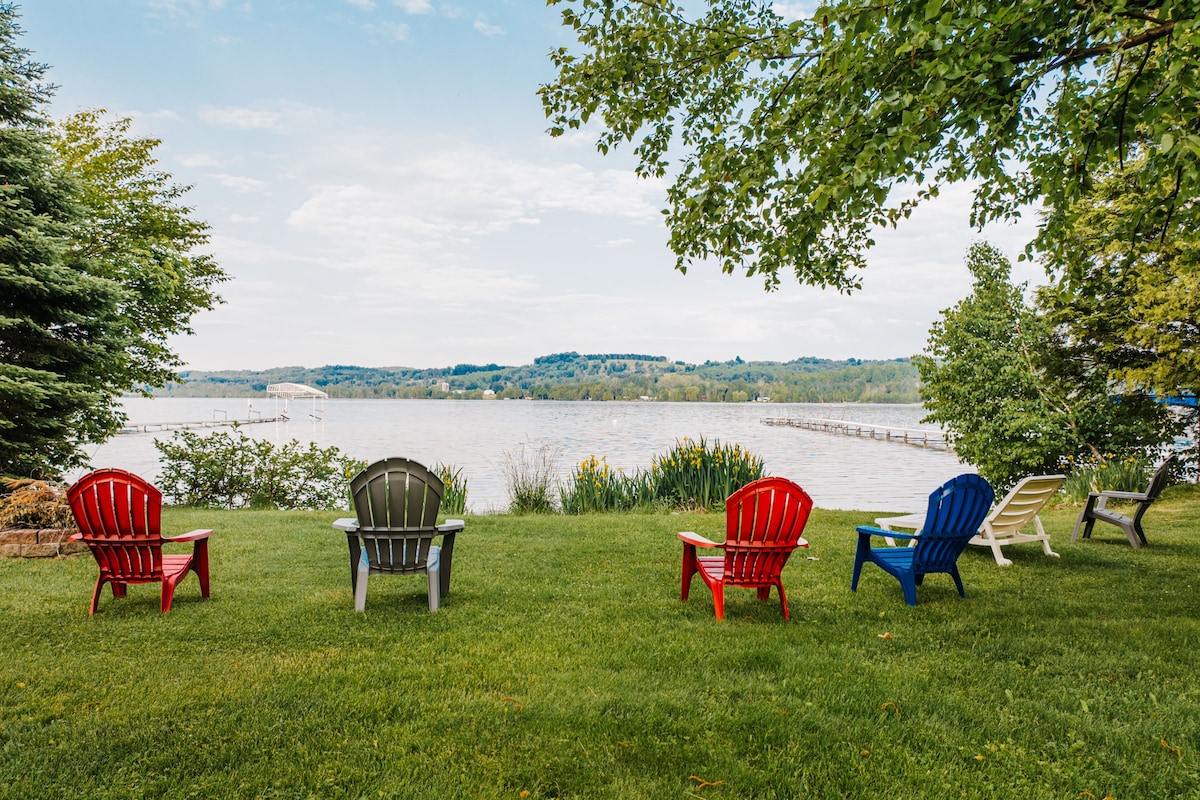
[761,416,952,451]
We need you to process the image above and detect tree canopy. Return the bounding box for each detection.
[915,242,1172,489]
[51,110,227,390]
[0,5,225,477]
[541,0,1200,290]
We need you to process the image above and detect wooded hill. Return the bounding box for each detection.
[153,353,920,403]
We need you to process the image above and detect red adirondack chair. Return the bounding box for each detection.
[678,477,814,620]
[67,468,212,614]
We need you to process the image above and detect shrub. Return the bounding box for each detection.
[558,438,765,513]
[155,425,362,510]
[501,443,559,514]
[0,478,75,529]
[559,455,642,513]
[646,436,764,510]
[434,462,468,515]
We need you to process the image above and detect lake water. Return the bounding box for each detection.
[80,398,973,513]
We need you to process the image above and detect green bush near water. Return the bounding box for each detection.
[3,489,1199,798]
[154,425,363,510]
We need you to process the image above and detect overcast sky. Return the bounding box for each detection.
[24,1,1043,371]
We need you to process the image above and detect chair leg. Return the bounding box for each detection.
[985,536,1013,567]
[1121,520,1142,549]
[775,582,789,620]
[438,533,455,598]
[161,577,179,613]
[346,533,362,597]
[426,547,441,612]
[851,534,869,591]
[427,569,441,612]
[89,578,106,615]
[950,566,966,598]
[711,584,725,621]
[899,575,918,607]
[354,549,370,612]
[1073,496,1098,541]
[193,540,211,598]
[680,544,697,601]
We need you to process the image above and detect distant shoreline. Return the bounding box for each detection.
[143,353,923,404]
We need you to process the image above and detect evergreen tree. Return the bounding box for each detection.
[0,6,130,476]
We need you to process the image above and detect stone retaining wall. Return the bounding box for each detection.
[0,529,86,558]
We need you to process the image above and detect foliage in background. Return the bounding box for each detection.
[1061,455,1153,505]
[433,462,468,516]
[559,455,646,513]
[0,478,75,530]
[152,355,920,403]
[0,9,225,478]
[646,436,765,511]
[559,437,764,513]
[154,425,361,510]
[501,443,560,514]
[1036,159,1200,472]
[916,243,1171,491]
[0,7,131,478]
[50,109,227,391]
[541,1,1200,293]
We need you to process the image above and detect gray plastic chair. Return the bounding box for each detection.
[1072,455,1175,549]
[332,458,464,612]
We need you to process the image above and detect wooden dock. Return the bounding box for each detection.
[118,416,286,435]
[761,417,952,451]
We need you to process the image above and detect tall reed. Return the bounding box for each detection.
[1063,455,1151,503]
[647,436,765,510]
[434,462,468,515]
[501,442,559,514]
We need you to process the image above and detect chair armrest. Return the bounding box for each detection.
[165,529,213,543]
[1095,490,1150,502]
[856,525,918,541]
[678,531,720,548]
[438,519,465,533]
[69,532,83,542]
[332,517,359,532]
[874,513,925,531]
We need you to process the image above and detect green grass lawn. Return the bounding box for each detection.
[2,487,1199,799]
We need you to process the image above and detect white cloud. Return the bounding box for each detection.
[199,106,284,131]
[210,173,271,193]
[179,152,227,168]
[364,21,410,41]
[474,19,504,37]
[285,146,666,262]
[345,0,376,9]
[393,0,433,12]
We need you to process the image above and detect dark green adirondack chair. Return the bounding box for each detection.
[332,458,464,612]
[1072,454,1175,549]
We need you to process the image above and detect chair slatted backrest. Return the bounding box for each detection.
[723,477,814,584]
[986,474,1065,535]
[1144,454,1176,504]
[912,474,995,572]
[67,468,166,581]
[350,458,445,573]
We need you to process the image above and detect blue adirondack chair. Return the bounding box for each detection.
[851,474,995,606]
